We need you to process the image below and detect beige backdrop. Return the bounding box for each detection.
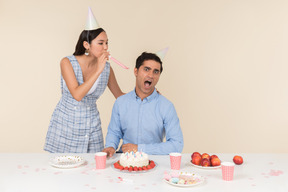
[1,0,288,153]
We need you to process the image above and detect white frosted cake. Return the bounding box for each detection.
[119,151,149,167]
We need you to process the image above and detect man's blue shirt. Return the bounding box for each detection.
[105,89,184,155]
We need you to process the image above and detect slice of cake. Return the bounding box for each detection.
[119,151,149,167]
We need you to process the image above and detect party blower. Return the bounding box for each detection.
[109,55,129,69]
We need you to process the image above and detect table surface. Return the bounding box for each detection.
[0,153,287,192]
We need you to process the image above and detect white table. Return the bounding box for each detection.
[0,153,287,192]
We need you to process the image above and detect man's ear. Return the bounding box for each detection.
[134,68,138,77]
[83,41,90,50]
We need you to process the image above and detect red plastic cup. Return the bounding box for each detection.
[169,153,182,170]
[95,152,107,169]
[221,162,235,181]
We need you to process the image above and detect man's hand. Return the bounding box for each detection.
[122,143,138,153]
[102,147,116,158]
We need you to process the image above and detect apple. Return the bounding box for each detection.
[233,155,243,165]
[201,153,210,160]
[211,157,221,166]
[191,156,202,165]
[210,155,218,160]
[191,152,201,159]
[201,158,211,167]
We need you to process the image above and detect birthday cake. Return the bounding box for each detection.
[119,151,149,167]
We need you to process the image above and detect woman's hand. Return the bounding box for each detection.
[96,51,110,73]
[156,88,161,95]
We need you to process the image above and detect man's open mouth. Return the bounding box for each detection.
[144,80,152,87]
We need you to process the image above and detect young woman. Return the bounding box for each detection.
[44,26,124,153]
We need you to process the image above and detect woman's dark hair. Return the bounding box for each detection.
[73,28,105,55]
[135,52,163,73]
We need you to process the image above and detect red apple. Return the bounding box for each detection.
[211,157,221,166]
[191,152,201,159]
[201,153,210,160]
[201,158,211,167]
[210,155,218,160]
[233,155,243,165]
[191,156,202,165]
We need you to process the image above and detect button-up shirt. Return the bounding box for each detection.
[105,89,184,155]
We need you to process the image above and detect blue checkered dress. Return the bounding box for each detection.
[44,55,110,153]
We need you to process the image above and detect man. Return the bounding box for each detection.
[103,52,183,156]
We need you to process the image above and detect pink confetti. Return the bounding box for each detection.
[269,162,274,165]
[152,183,157,186]
[248,178,254,180]
[84,184,90,187]
[82,173,89,175]
[134,187,140,190]
[81,171,89,175]
[269,170,284,176]
[91,187,97,190]
[22,172,27,174]
[251,184,256,187]
[42,168,46,171]
[54,172,62,175]
[17,165,22,169]
[141,184,146,187]
[35,168,40,172]
[24,165,29,168]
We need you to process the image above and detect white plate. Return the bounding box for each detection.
[163,172,205,187]
[49,155,85,168]
[188,162,221,169]
[111,160,157,173]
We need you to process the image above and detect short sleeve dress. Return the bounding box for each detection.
[44,55,110,153]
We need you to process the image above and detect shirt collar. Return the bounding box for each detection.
[133,88,158,102]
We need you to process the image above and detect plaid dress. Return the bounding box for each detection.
[44,55,110,153]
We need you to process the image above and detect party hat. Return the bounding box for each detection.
[155,47,169,60]
[85,7,100,30]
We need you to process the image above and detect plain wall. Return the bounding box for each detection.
[1,0,288,153]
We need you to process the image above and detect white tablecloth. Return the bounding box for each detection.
[0,153,287,192]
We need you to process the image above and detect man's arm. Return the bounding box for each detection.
[103,100,123,156]
[122,143,138,153]
[138,103,184,155]
[102,147,116,157]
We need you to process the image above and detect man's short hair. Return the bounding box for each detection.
[135,52,163,73]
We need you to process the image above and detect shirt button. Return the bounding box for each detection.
[85,135,88,138]
[74,107,77,110]
[87,107,90,110]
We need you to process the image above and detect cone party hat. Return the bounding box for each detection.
[155,47,169,60]
[85,7,100,30]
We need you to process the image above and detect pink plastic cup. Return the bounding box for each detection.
[169,153,182,170]
[95,152,107,169]
[221,162,235,181]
